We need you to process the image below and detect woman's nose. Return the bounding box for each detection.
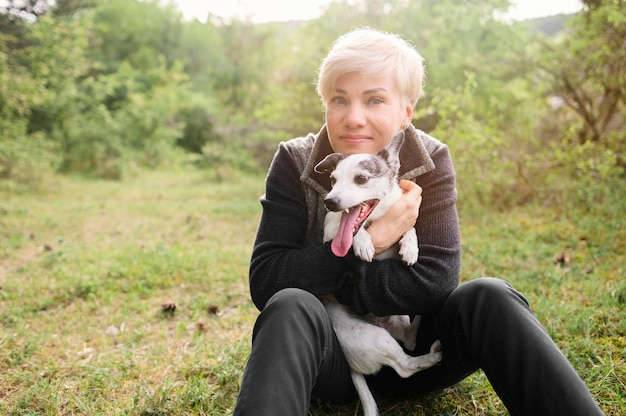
[344,104,366,128]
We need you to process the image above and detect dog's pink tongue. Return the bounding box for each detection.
[331,207,360,257]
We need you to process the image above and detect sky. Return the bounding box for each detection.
[172,0,585,24]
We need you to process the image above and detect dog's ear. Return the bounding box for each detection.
[379,131,405,166]
[314,153,345,174]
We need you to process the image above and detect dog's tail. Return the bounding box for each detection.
[351,372,378,416]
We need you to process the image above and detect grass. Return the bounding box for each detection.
[0,168,624,415]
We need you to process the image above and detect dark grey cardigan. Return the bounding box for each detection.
[249,125,461,316]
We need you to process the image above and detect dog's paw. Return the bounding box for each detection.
[430,339,443,353]
[399,231,418,265]
[354,245,374,262]
[405,349,442,374]
[353,230,374,262]
[425,340,443,366]
[399,244,418,266]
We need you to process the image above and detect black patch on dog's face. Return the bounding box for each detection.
[357,157,385,178]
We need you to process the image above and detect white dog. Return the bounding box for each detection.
[314,131,442,416]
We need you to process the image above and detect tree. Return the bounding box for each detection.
[540,0,625,146]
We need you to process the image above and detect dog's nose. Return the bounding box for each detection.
[324,197,340,212]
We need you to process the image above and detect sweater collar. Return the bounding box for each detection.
[301,124,436,195]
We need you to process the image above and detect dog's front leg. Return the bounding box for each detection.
[352,229,375,262]
[323,212,341,243]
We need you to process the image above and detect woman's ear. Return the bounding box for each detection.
[404,102,414,127]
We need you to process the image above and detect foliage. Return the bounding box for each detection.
[0,32,53,189]
[0,0,624,204]
[0,0,223,182]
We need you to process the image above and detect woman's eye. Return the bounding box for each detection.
[354,174,368,185]
[331,97,347,105]
[370,97,383,105]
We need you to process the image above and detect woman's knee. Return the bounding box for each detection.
[446,277,530,316]
[264,288,324,315]
[254,288,328,336]
[252,289,333,350]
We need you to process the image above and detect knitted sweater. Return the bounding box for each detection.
[249,125,461,316]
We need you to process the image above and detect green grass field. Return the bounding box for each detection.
[1,169,624,415]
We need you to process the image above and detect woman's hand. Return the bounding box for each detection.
[367,179,422,255]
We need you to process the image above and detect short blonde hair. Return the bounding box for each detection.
[316,28,425,108]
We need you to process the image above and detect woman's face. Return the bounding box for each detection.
[325,71,413,155]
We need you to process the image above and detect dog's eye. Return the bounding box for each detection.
[330,176,336,187]
[354,174,368,185]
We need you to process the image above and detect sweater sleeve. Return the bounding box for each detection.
[248,143,352,310]
[334,142,461,316]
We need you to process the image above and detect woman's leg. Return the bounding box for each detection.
[233,288,354,416]
[370,278,604,416]
[436,277,604,416]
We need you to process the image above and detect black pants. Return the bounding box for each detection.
[233,278,604,416]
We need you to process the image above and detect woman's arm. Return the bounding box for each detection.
[248,144,351,310]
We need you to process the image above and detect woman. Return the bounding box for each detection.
[233,28,604,416]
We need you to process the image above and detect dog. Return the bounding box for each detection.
[314,131,442,416]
